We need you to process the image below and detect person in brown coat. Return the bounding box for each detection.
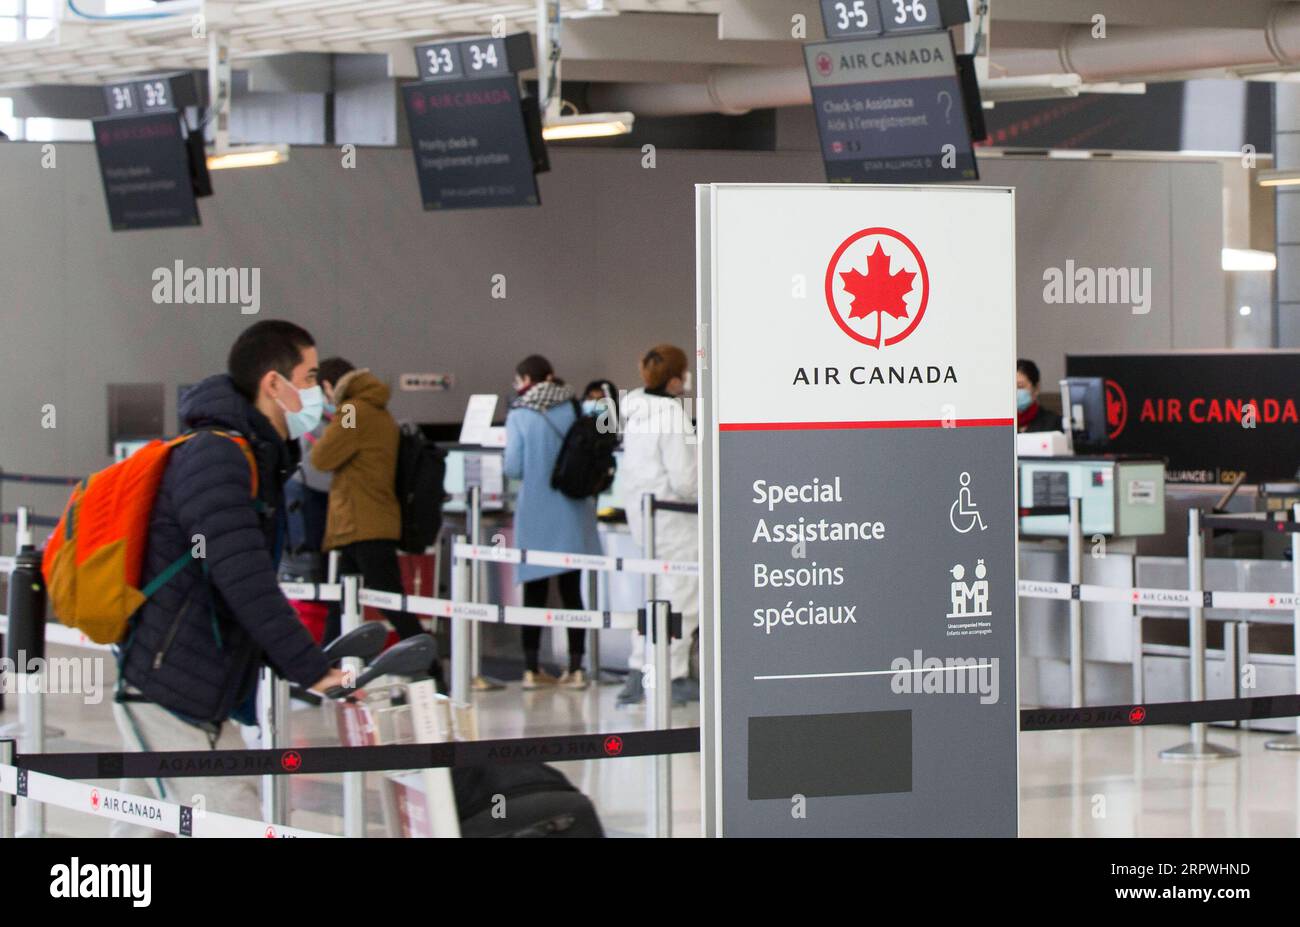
[311,359,429,659]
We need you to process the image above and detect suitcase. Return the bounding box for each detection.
[453,763,605,838]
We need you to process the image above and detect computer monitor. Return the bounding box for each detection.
[1059,377,1109,454]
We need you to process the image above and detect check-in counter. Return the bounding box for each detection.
[1017,456,1166,707]
[1017,457,1299,725]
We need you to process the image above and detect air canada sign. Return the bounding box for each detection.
[1067,352,1300,484]
[793,227,956,389]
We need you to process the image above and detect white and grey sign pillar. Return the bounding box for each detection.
[697,183,1019,837]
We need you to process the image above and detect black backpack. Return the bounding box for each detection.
[538,400,618,500]
[394,423,447,553]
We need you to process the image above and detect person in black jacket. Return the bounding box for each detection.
[112,320,347,834]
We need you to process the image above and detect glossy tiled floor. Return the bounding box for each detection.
[6,643,1300,837]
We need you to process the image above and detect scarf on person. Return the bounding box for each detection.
[1017,402,1041,429]
[511,379,575,413]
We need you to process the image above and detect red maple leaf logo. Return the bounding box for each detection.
[825,227,929,347]
[840,242,915,346]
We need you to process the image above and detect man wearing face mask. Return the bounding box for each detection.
[1016,358,1063,434]
[112,321,347,834]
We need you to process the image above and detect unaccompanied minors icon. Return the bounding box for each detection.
[948,560,991,619]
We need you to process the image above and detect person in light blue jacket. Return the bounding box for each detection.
[504,354,603,690]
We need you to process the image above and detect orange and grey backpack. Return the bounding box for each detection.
[41,431,257,644]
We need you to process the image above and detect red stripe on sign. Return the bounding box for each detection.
[718,418,1014,432]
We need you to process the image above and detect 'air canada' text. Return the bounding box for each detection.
[793,365,958,386]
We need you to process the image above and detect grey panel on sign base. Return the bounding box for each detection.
[717,428,1017,837]
[747,710,911,800]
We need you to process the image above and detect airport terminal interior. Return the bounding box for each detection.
[4,0,1300,859]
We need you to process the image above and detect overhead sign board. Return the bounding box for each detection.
[102,72,199,116]
[413,33,535,82]
[820,0,969,39]
[697,183,1018,837]
[401,76,540,210]
[92,111,200,231]
[1066,352,1300,485]
[805,32,977,183]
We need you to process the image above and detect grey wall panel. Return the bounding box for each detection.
[980,157,1225,388]
[1171,161,1228,347]
[1273,131,1300,172]
[0,144,1226,518]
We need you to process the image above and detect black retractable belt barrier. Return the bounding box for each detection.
[1020,693,1300,732]
[15,694,1300,779]
[1202,514,1300,533]
[1018,505,1070,517]
[0,472,81,486]
[0,514,59,528]
[650,499,698,515]
[16,727,703,780]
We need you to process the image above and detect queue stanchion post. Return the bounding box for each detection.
[451,534,472,705]
[1161,507,1239,761]
[645,598,673,838]
[0,738,13,839]
[585,569,600,680]
[467,485,504,692]
[2,547,48,836]
[1067,496,1084,709]
[584,569,617,685]
[340,573,366,837]
[15,506,31,551]
[641,492,657,600]
[1266,502,1300,751]
[639,490,658,711]
[327,549,340,584]
[258,663,291,825]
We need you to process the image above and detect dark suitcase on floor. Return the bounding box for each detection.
[453,763,604,838]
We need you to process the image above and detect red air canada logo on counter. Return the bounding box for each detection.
[1104,378,1298,437]
[1105,379,1128,439]
[816,52,834,76]
[825,228,929,348]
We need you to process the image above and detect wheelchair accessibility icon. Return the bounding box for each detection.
[949,472,987,534]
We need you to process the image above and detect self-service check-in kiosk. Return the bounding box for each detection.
[1018,456,1166,538]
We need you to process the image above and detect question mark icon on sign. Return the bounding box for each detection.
[937,91,953,124]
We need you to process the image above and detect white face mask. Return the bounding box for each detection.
[682,371,693,393]
[277,384,324,439]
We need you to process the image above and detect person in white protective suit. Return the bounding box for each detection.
[617,344,700,706]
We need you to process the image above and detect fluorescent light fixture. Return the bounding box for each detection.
[1221,248,1277,272]
[1240,305,1253,316]
[1258,169,1300,187]
[206,143,289,171]
[542,112,635,141]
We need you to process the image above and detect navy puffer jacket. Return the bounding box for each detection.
[120,374,330,723]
